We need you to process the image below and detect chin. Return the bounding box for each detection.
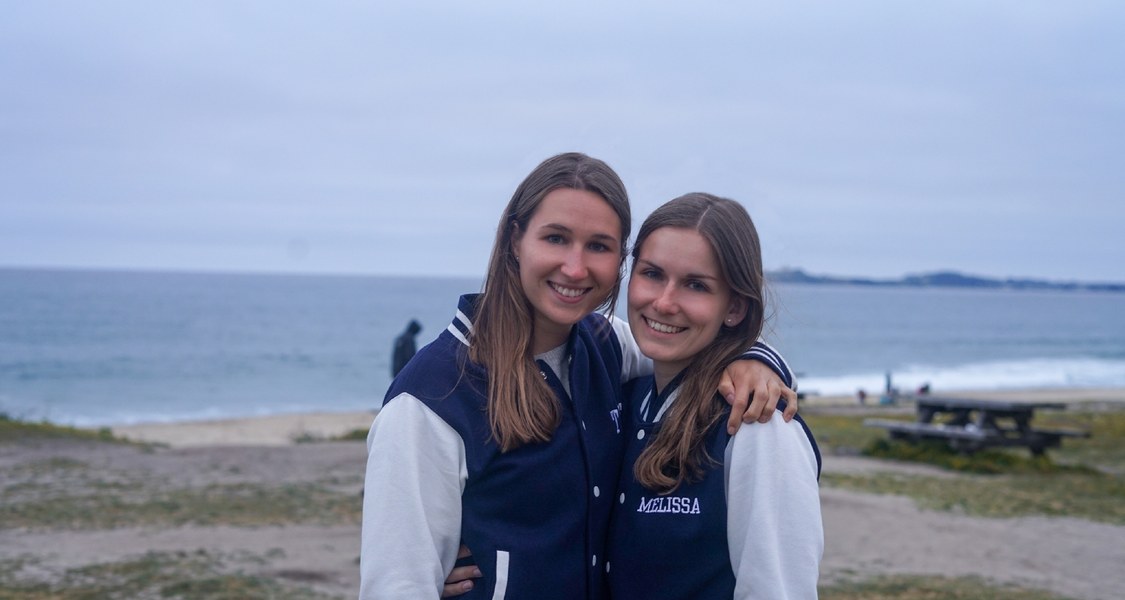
[545,306,589,328]
[637,343,677,364]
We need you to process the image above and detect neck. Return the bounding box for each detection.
[653,363,681,395]
[531,325,571,356]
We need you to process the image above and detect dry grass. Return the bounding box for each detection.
[819,574,1078,600]
[0,551,340,600]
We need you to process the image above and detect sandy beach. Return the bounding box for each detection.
[106,387,1125,448]
[109,410,378,448]
[3,388,1124,599]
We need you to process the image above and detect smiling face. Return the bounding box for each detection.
[628,226,747,390]
[512,188,624,354]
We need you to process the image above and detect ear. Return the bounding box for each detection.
[723,296,749,328]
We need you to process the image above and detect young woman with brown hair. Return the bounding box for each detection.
[607,193,822,599]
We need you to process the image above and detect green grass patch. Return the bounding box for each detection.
[861,438,1100,475]
[806,404,1125,523]
[293,428,369,443]
[824,469,1125,525]
[0,414,122,444]
[801,410,904,454]
[819,574,1077,599]
[803,404,1123,471]
[1035,407,1125,472]
[0,483,362,530]
[0,551,340,600]
[332,428,370,442]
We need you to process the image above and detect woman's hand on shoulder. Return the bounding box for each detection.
[719,360,798,435]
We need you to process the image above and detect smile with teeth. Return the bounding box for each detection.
[644,316,685,334]
[549,282,589,298]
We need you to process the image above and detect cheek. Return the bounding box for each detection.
[688,301,727,333]
[514,257,535,295]
[706,306,730,333]
[626,287,643,315]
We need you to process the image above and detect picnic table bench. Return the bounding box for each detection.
[865,395,1090,455]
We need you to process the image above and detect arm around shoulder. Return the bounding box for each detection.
[360,394,468,599]
[724,417,823,600]
[739,340,796,391]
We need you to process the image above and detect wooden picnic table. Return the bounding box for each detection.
[865,395,1090,455]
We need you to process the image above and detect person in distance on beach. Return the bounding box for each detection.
[391,319,422,376]
[607,193,823,599]
[360,153,799,599]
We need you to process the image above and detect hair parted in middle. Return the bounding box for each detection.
[471,152,631,451]
[630,192,766,493]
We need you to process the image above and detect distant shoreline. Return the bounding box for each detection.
[768,268,1125,293]
[3,265,1120,292]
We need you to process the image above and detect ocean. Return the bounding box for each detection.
[2,268,1123,426]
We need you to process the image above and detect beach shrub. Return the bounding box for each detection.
[862,438,1098,475]
[799,411,899,455]
[0,414,128,444]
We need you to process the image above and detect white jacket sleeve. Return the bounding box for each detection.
[610,315,653,382]
[359,394,468,599]
[724,417,823,599]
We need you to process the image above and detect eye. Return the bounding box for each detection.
[544,234,566,245]
[686,279,711,292]
[587,241,612,253]
[638,268,663,281]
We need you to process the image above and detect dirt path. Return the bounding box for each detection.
[3,441,1121,599]
[820,458,1124,600]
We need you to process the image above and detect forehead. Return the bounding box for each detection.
[637,227,720,274]
[529,188,622,237]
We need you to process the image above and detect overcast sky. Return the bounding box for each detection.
[2,1,1123,282]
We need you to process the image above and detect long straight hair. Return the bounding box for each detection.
[471,153,631,451]
[631,193,765,493]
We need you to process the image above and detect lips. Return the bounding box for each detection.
[644,316,685,334]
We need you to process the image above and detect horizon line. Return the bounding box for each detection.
[2,263,1122,288]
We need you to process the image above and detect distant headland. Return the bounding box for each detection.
[766,268,1125,293]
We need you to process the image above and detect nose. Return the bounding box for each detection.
[651,283,678,315]
[560,248,588,280]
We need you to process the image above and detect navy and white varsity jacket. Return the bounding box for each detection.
[359,294,795,599]
[607,375,823,600]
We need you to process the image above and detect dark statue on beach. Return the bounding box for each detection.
[392,319,422,376]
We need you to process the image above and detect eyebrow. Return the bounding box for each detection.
[539,223,620,245]
[635,258,720,282]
